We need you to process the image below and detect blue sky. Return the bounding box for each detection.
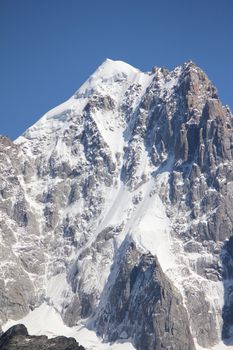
[1,0,233,139]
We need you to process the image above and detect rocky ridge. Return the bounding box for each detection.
[0,59,233,349]
[0,324,85,350]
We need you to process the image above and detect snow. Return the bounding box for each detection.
[91,108,125,156]
[195,339,233,350]
[76,58,151,102]
[79,59,139,89]
[96,184,132,231]
[130,190,174,272]
[16,58,154,163]
[2,304,135,350]
[46,273,71,313]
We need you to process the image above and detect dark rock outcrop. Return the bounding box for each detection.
[221,237,233,342]
[0,324,85,350]
[96,243,195,350]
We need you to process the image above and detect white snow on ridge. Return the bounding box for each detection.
[76,58,153,100]
[78,59,140,91]
[15,58,154,160]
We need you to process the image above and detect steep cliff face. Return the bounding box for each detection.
[95,242,195,350]
[0,59,233,349]
[0,137,42,324]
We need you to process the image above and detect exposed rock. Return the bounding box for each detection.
[0,324,85,350]
[96,243,195,350]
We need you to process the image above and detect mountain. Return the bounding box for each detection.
[0,58,233,350]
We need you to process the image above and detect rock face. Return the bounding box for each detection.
[0,324,85,350]
[95,242,195,350]
[0,137,39,324]
[221,237,233,342]
[0,58,233,349]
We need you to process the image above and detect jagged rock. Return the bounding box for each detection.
[0,324,85,350]
[96,243,195,350]
[221,237,233,341]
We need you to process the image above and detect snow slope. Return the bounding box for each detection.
[2,304,135,350]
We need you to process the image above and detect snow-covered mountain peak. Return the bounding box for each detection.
[87,58,141,80]
[75,58,152,101]
[16,59,154,158]
[3,59,233,350]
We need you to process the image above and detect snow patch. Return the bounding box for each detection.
[2,304,135,350]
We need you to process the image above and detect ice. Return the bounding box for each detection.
[46,273,70,313]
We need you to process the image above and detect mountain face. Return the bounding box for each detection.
[0,58,233,349]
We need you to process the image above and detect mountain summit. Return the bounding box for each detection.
[0,59,233,350]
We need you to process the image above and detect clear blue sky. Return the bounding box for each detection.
[1,0,233,140]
